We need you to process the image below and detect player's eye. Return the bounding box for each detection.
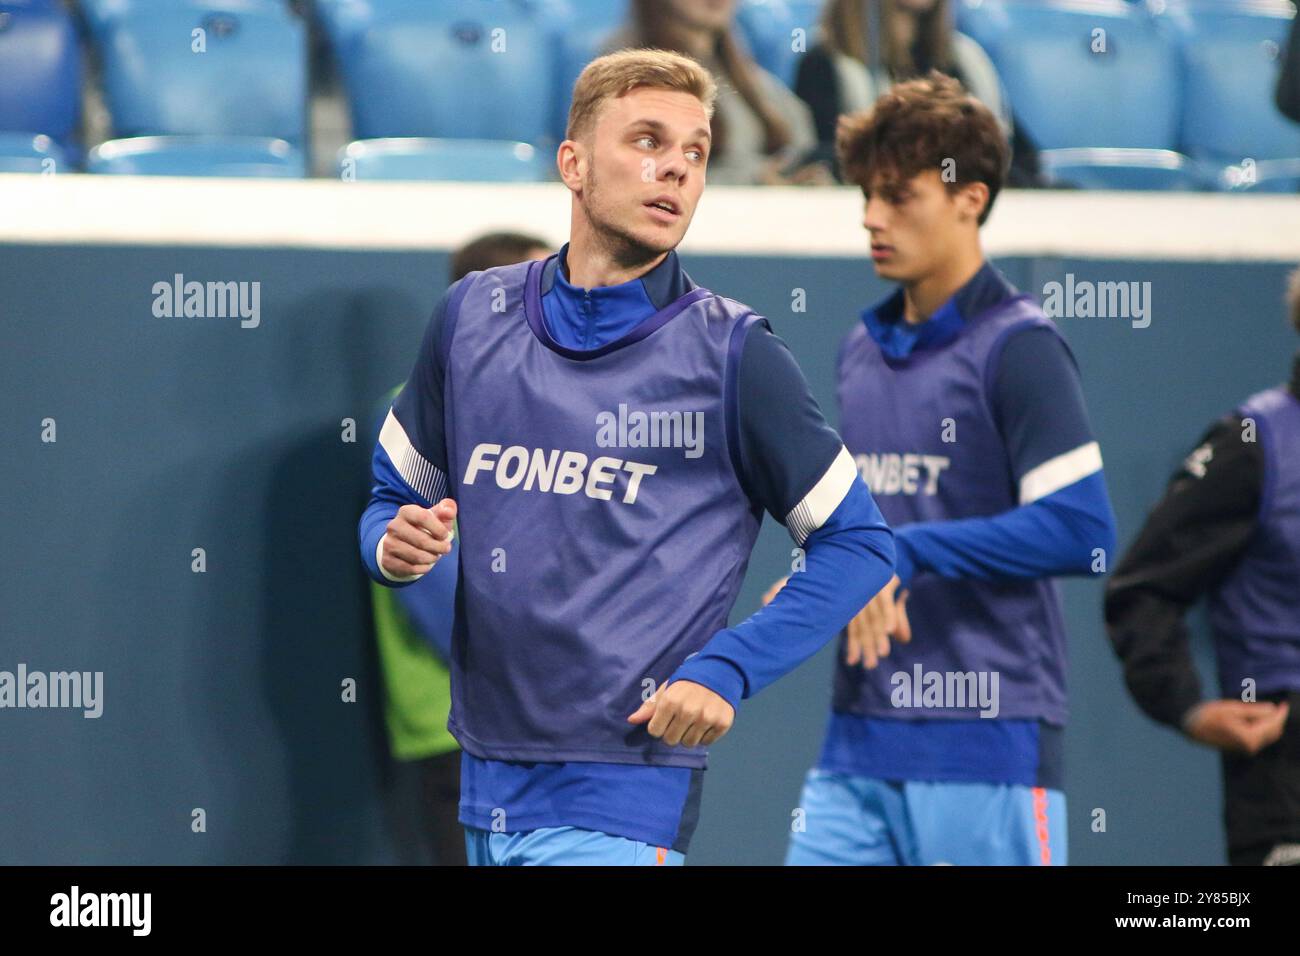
[686,147,704,162]
[634,135,657,149]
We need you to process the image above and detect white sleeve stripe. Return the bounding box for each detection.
[379,408,447,503]
[1019,440,1103,504]
[785,445,858,546]
[376,535,424,583]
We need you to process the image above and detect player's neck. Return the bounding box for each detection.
[901,247,985,325]
[566,221,668,289]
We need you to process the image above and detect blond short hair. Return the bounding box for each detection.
[565,48,717,142]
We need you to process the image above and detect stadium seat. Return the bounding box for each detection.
[954,0,1007,52]
[0,1,82,168]
[553,19,616,141]
[556,0,627,31]
[337,137,550,182]
[1158,0,1300,193]
[316,0,557,145]
[737,0,799,86]
[1212,156,1300,194]
[86,135,306,177]
[87,0,306,177]
[0,132,66,174]
[965,0,1194,190]
[1037,147,1205,191]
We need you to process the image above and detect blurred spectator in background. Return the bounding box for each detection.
[1278,7,1300,126]
[605,0,826,184]
[1104,267,1300,866]
[368,230,550,866]
[794,0,1042,185]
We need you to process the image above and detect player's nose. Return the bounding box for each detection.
[658,144,694,182]
[863,197,889,231]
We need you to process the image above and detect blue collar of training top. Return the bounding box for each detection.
[540,242,695,308]
[538,243,697,350]
[862,261,1018,361]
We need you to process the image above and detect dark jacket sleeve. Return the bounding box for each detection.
[1103,416,1263,729]
[1277,13,1300,125]
[793,45,843,172]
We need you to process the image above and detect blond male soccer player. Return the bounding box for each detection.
[359,50,895,866]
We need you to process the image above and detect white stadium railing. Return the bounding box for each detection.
[2,173,1300,262]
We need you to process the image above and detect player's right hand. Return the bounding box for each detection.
[846,575,910,670]
[1184,699,1290,755]
[380,498,457,578]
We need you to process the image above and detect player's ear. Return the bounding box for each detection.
[557,139,586,193]
[957,181,989,224]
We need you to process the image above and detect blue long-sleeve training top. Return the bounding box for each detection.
[359,244,894,851]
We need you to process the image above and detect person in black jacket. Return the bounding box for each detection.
[1104,268,1300,866]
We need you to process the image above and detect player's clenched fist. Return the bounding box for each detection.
[381,499,457,578]
[627,680,735,748]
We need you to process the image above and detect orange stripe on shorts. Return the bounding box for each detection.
[1031,787,1052,866]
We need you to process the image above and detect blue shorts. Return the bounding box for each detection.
[465,825,686,866]
[785,770,1068,866]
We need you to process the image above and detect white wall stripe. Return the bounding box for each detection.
[4,176,1299,261]
[1019,441,1104,504]
[785,446,859,546]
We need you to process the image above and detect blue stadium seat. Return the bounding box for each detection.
[544,0,624,129]
[1038,147,1205,191]
[0,132,66,174]
[0,1,82,167]
[317,0,557,144]
[965,0,1194,190]
[86,135,306,177]
[555,0,627,31]
[553,18,616,141]
[1158,0,1300,191]
[782,0,826,46]
[90,0,306,141]
[1212,157,1300,194]
[86,0,306,177]
[337,137,551,182]
[737,0,799,86]
[954,0,1007,53]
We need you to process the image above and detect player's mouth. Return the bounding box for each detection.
[644,196,681,223]
[870,243,895,261]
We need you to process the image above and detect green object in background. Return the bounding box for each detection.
[371,578,459,760]
[369,382,458,761]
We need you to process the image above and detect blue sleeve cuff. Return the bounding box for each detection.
[358,505,395,585]
[893,531,917,587]
[669,655,747,714]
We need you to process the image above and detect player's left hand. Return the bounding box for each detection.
[626,680,735,748]
[761,576,789,606]
[846,575,911,669]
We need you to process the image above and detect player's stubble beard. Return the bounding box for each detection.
[581,158,678,275]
